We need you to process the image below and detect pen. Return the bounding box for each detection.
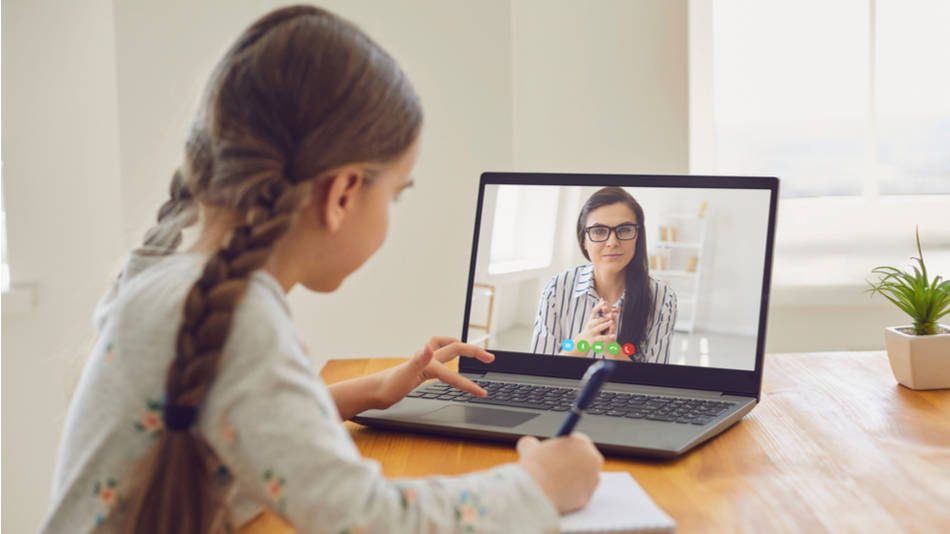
[555,360,617,437]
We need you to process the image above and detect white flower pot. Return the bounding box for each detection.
[884,325,950,390]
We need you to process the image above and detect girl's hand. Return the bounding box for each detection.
[374,336,495,409]
[517,433,603,513]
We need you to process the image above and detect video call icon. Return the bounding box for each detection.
[561,339,636,358]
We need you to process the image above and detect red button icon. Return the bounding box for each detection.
[622,343,636,356]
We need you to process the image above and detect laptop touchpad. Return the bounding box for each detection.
[421,404,538,427]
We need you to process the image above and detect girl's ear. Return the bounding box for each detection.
[318,167,366,232]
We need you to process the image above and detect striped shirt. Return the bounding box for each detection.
[530,263,677,363]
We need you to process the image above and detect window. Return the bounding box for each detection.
[694,0,950,294]
[874,0,950,194]
[488,185,559,274]
[711,0,950,198]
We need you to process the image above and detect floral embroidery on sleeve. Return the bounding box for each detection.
[133,398,164,437]
[398,486,417,511]
[263,470,287,513]
[92,478,119,526]
[221,423,239,444]
[104,342,115,361]
[454,491,487,532]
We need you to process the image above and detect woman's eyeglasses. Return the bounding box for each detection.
[585,223,640,242]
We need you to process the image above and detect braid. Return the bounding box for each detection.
[120,176,311,534]
[142,167,199,253]
[167,177,311,407]
[143,123,211,254]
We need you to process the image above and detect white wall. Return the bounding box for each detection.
[472,0,690,348]
[2,0,125,529]
[511,0,689,173]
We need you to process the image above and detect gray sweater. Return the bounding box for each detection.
[40,250,558,533]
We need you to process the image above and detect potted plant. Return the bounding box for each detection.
[867,227,950,390]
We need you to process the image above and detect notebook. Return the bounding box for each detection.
[560,472,676,533]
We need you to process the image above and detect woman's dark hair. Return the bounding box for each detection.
[576,187,650,356]
[120,5,422,533]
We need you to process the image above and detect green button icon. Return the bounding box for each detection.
[576,340,590,352]
[592,341,605,353]
[607,342,621,355]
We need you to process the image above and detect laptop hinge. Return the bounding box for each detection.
[722,389,756,398]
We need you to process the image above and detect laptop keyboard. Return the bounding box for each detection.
[407,380,736,426]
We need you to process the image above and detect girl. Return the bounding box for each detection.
[530,187,677,363]
[41,5,601,534]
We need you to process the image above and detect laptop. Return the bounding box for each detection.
[354,172,778,458]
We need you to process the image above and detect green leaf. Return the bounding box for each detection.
[881,293,916,318]
[916,226,927,281]
[867,227,948,331]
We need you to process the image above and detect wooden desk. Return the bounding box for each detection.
[244,352,950,533]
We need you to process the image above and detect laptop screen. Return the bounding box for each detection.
[465,180,773,372]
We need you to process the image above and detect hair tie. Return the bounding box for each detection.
[163,404,197,431]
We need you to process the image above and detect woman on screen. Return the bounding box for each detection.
[530,187,677,363]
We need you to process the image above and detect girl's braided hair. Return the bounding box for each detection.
[119,6,422,533]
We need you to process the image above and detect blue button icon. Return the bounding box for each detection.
[562,339,575,351]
